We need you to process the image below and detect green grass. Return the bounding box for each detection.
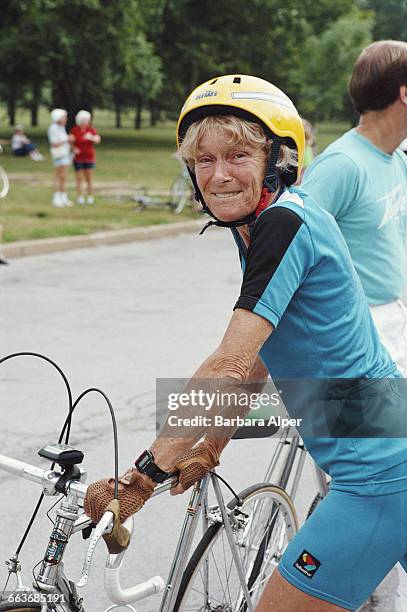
[315,121,349,153]
[0,112,349,243]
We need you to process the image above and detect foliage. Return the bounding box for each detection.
[357,0,407,40]
[0,0,400,124]
[294,10,373,120]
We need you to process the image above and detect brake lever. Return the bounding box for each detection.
[77,511,114,587]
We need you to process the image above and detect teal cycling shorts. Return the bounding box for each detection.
[279,465,407,610]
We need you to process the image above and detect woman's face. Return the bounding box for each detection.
[194,130,266,222]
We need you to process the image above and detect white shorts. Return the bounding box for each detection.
[370,299,407,375]
[53,154,72,167]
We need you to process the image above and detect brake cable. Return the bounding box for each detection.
[0,351,120,564]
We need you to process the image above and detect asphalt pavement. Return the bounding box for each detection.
[0,231,398,611]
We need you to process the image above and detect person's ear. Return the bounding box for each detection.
[400,84,407,106]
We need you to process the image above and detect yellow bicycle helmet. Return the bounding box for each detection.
[177,74,305,184]
[176,75,305,231]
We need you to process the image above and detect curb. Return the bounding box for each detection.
[2,220,204,259]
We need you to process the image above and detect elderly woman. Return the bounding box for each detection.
[47,108,72,207]
[70,109,101,205]
[84,75,407,612]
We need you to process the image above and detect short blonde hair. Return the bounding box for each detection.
[177,115,297,174]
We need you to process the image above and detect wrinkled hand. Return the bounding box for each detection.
[84,468,154,524]
[171,440,220,495]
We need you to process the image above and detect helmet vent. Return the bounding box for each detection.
[233,77,241,84]
[210,79,218,85]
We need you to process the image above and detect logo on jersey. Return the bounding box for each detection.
[293,550,321,578]
[377,182,407,229]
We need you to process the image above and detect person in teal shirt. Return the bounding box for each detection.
[302,40,407,611]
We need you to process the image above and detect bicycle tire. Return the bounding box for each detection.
[170,176,190,214]
[174,482,298,611]
[0,600,76,612]
[0,166,10,198]
[0,605,40,611]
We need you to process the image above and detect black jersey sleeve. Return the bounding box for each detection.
[234,206,314,327]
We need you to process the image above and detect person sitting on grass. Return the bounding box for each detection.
[70,110,101,205]
[11,125,44,161]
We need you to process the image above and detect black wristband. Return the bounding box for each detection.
[135,449,171,484]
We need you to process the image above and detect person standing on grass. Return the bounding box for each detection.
[47,109,72,208]
[301,40,407,611]
[70,110,101,205]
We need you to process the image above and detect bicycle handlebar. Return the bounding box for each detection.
[0,453,87,499]
[0,453,172,606]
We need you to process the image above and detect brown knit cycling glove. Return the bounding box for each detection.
[84,468,154,525]
[174,440,220,491]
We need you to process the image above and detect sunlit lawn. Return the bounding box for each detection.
[0,108,349,243]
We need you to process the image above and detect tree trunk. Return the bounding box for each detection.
[115,105,122,128]
[53,80,78,131]
[7,90,16,126]
[30,82,41,126]
[134,98,142,130]
[149,102,160,127]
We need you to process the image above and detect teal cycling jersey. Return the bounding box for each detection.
[301,129,407,305]
[232,188,406,485]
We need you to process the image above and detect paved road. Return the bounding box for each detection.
[0,232,397,610]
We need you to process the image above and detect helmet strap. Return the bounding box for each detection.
[263,136,282,192]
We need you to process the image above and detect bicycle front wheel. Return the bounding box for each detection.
[174,482,298,611]
[0,605,40,611]
[0,166,10,198]
[0,601,73,612]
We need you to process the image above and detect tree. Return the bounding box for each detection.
[357,0,407,40]
[0,0,47,125]
[151,0,358,117]
[106,19,163,129]
[294,10,373,120]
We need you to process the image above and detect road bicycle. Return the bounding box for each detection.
[0,429,329,612]
[0,352,328,611]
[106,164,195,215]
[110,187,193,215]
[0,441,303,612]
[0,145,10,198]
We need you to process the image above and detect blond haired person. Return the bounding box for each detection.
[84,75,407,611]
